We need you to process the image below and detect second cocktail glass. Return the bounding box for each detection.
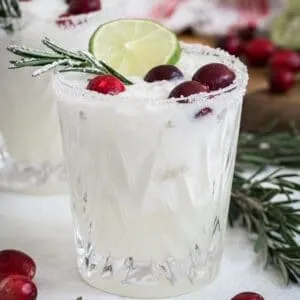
[0,0,125,194]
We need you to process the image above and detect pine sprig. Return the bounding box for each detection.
[0,0,21,19]
[237,131,300,169]
[0,0,21,33]
[7,37,133,84]
[232,143,300,284]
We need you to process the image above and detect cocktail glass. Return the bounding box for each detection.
[0,1,125,194]
[54,43,248,298]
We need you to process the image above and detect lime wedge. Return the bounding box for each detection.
[89,19,181,77]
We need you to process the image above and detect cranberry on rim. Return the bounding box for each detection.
[0,275,37,300]
[192,63,235,91]
[144,65,183,82]
[231,291,264,300]
[56,13,76,28]
[86,75,125,95]
[68,0,101,15]
[168,81,209,100]
[0,250,36,281]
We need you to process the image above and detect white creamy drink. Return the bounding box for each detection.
[54,42,248,298]
[0,0,124,193]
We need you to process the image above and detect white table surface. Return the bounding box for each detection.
[0,192,299,300]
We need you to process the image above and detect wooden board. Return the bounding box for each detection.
[241,85,300,132]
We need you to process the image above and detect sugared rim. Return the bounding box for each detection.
[53,42,249,107]
[26,1,125,23]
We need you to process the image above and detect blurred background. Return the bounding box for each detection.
[123,0,298,132]
[1,0,299,194]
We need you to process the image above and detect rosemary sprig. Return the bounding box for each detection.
[230,169,300,284]
[233,122,300,285]
[0,0,21,33]
[7,37,133,85]
[237,130,300,169]
[0,0,21,19]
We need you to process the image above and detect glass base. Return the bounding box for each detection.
[82,266,219,299]
[0,141,67,194]
[76,232,222,298]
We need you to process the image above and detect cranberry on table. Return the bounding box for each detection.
[86,75,125,95]
[0,250,36,281]
[192,63,235,91]
[237,23,257,41]
[269,68,295,94]
[68,0,101,15]
[0,275,37,300]
[269,49,300,72]
[231,291,264,300]
[217,35,242,56]
[144,65,183,82]
[243,38,274,66]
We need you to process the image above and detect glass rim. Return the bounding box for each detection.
[53,42,249,107]
[24,1,124,23]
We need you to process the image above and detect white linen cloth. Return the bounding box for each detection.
[0,191,299,300]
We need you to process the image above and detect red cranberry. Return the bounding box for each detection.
[86,75,125,95]
[194,107,212,118]
[144,65,183,82]
[0,250,36,281]
[243,38,274,66]
[231,291,264,300]
[216,35,242,56]
[269,68,295,94]
[56,13,75,28]
[192,63,235,91]
[168,81,209,99]
[237,23,257,41]
[269,49,300,72]
[0,275,37,300]
[68,0,101,15]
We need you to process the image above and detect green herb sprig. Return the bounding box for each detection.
[237,123,300,169]
[7,37,133,85]
[0,0,21,33]
[233,122,300,285]
[0,0,21,19]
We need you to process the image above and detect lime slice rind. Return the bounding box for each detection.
[89,19,181,77]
